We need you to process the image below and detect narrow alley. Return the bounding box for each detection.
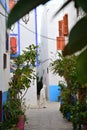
[25,102,73,130]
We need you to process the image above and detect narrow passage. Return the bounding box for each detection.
[25,102,73,130]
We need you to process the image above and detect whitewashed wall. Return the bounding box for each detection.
[38,0,64,92]
[20,10,37,107]
[24,68,37,108]
[10,10,37,107]
[38,0,77,99]
[0,3,10,92]
[20,11,36,54]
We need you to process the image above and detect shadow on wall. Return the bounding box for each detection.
[37,76,43,98]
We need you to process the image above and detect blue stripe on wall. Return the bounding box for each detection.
[0,0,9,12]
[18,20,20,55]
[2,91,8,121]
[35,8,39,67]
[49,85,61,102]
[2,91,8,105]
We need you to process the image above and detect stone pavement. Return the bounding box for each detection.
[24,101,73,130]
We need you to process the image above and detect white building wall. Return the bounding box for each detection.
[0,2,10,92]
[20,10,37,107]
[46,0,64,87]
[38,0,64,98]
[20,11,36,54]
[10,10,37,107]
[39,5,49,87]
[48,0,77,87]
[24,68,37,107]
[39,0,77,99]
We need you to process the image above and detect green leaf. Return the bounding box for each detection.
[53,0,72,17]
[62,16,87,56]
[77,0,87,13]
[7,0,49,28]
[77,49,87,84]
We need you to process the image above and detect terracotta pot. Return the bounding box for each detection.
[16,115,24,130]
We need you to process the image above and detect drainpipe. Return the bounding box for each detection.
[35,8,39,66]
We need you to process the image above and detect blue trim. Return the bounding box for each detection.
[2,91,8,105]
[18,20,20,55]
[2,91,8,121]
[10,21,20,58]
[0,0,9,12]
[10,33,18,36]
[6,32,9,52]
[35,8,39,66]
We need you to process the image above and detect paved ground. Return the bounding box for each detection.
[25,101,73,130]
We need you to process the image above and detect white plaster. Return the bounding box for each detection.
[37,0,77,99]
[9,10,37,107]
[0,3,10,92]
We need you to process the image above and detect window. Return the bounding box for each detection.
[56,36,65,50]
[58,20,63,36]
[43,69,45,74]
[63,14,68,36]
[47,67,49,74]
[3,53,7,69]
[10,37,17,54]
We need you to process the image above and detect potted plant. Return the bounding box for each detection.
[2,44,38,130]
[51,53,85,129]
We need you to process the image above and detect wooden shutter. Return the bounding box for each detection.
[63,14,68,36]
[0,91,2,122]
[3,53,7,69]
[10,37,17,54]
[59,20,63,36]
[56,36,65,50]
[9,0,15,10]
